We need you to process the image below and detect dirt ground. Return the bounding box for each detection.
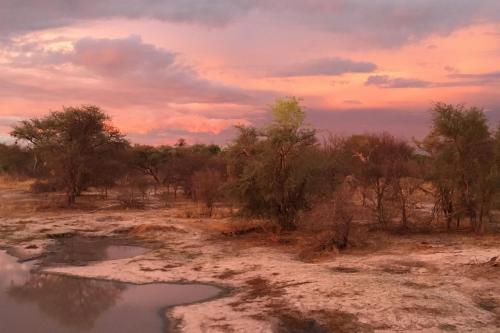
[1,180,499,332]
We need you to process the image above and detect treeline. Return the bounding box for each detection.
[2,99,500,235]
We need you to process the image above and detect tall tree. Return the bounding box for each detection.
[227,97,320,230]
[11,106,128,204]
[339,134,414,226]
[422,103,495,233]
[130,144,171,186]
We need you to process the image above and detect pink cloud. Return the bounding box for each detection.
[72,35,176,77]
[150,115,249,134]
[118,113,249,135]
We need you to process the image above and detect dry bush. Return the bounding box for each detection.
[116,185,147,209]
[159,190,173,208]
[217,218,274,236]
[116,192,145,209]
[126,224,188,236]
[299,179,357,251]
[210,205,234,219]
[116,173,151,209]
[191,169,222,216]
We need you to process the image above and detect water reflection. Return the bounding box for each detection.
[43,236,149,265]
[8,273,125,330]
[0,250,222,333]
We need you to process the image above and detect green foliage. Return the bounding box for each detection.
[6,100,500,234]
[130,144,171,185]
[270,96,305,131]
[10,105,129,204]
[0,143,35,177]
[130,142,224,199]
[422,103,496,232]
[227,97,321,230]
[329,133,417,226]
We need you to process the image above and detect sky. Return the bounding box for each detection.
[1,0,500,145]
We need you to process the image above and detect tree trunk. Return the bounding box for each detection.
[446,215,452,231]
[401,203,407,228]
[67,191,76,205]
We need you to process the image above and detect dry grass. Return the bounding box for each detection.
[272,309,374,333]
[125,223,188,236]
[0,175,34,188]
[2,181,500,332]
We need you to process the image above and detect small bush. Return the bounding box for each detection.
[117,192,146,209]
[192,169,222,216]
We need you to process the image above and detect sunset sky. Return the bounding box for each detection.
[1,1,500,144]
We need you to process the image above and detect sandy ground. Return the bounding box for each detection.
[1,183,499,332]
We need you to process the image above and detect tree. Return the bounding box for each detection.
[390,159,424,229]
[0,143,36,177]
[129,144,172,191]
[340,133,414,226]
[11,106,128,205]
[192,169,223,216]
[165,143,223,198]
[227,97,320,230]
[421,103,496,233]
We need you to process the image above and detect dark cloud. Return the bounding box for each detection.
[448,71,500,85]
[365,75,432,88]
[365,70,500,89]
[0,35,274,106]
[2,1,500,47]
[306,107,431,139]
[67,36,276,104]
[0,0,257,35]
[273,58,376,77]
[307,105,500,139]
[265,0,500,47]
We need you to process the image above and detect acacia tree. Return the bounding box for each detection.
[129,144,177,198]
[165,143,222,198]
[422,103,496,233]
[227,97,320,230]
[11,106,128,205]
[341,134,414,226]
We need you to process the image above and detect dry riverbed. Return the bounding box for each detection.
[1,185,499,332]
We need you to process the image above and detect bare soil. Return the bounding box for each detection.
[1,181,499,332]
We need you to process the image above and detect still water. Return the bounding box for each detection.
[0,247,221,333]
[40,236,151,265]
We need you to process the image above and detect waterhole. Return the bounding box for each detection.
[0,244,222,332]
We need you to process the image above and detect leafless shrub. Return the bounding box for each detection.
[116,192,145,209]
[325,179,356,250]
[191,169,222,216]
[300,177,357,251]
[116,173,150,209]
